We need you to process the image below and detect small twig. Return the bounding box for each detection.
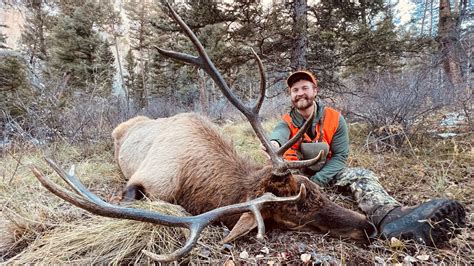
[7,151,23,185]
[401,130,418,159]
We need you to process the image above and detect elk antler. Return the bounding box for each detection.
[155,3,322,176]
[32,158,306,262]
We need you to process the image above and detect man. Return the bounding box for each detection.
[265,70,466,246]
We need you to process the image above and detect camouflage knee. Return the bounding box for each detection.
[335,167,400,219]
[335,167,380,187]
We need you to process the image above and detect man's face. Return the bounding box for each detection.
[289,79,317,110]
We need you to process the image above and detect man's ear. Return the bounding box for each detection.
[221,212,258,243]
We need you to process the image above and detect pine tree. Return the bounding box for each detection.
[124,0,156,108]
[48,1,108,93]
[305,0,409,93]
[93,40,116,96]
[123,49,136,107]
[0,56,33,119]
[20,0,51,65]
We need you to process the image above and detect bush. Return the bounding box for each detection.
[342,67,452,152]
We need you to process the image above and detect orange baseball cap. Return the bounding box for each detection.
[286,71,318,88]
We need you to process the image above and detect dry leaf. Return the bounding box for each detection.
[279,252,288,261]
[390,237,404,249]
[267,260,275,265]
[239,250,249,259]
[416,254,430,261]
[301,253,311,263]
[260,246,269,254]
[374,256,385,264]
[403,255,417,263]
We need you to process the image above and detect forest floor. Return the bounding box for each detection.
[0,116,472,264]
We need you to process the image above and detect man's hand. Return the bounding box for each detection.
[260,141,280,159]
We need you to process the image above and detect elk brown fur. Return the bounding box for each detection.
[113,112,375,242]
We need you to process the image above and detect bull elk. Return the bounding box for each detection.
[32,3,376,262]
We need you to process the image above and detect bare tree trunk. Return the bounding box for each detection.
[198,69,208,114]
[430,0,434,36]
[421,0,429,35]
[438,0,463,87]
[137,47,148,109]
[114,37,130,113]
[114,37,124,91]
[290,0,308,71]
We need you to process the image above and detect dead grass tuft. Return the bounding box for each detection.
[7,201,225,264]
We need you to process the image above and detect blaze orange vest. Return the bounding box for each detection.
[282,107,341,161]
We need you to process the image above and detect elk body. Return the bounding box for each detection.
[113,112,375,243]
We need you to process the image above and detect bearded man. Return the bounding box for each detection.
[264,71,466,246]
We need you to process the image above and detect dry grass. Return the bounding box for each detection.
[8,201,225,264]
[0,118,472,264]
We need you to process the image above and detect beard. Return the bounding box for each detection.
[292,95,313,110]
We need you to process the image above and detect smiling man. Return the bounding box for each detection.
[264,70,466,246]
[269,71,348,182]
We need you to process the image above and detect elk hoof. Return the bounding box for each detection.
[379,199,466,246]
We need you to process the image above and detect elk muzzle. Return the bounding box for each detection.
[303,198,377,241]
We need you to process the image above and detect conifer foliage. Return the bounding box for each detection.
[48,1,114,95]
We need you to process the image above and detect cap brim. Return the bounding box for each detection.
[287,71,316,87]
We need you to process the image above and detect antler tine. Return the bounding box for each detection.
[32,166,92,208]
[276,103,315,156]
[282,150,324,169]
[153,47,203,68]
[43,158,104,204]
[142,223,203,262]
[33,159,307,262]
[250,48,267,114]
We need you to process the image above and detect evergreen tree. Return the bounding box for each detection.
[305,1,411,93]
[123,49,136,106]
[0,56,33,119]
[48,1,110,94]
[124,0,156,108]
[93,40,116,95]
[20,0,52,65]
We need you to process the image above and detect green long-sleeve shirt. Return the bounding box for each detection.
[270,101,349,186]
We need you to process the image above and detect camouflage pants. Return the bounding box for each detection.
[334,167,401,224]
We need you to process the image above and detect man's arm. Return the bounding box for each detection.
[269,120,291,147]
[310,115,349,186]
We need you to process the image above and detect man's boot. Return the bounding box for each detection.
[376,199,466,246]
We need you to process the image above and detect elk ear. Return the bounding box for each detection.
[221,212,258,243]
